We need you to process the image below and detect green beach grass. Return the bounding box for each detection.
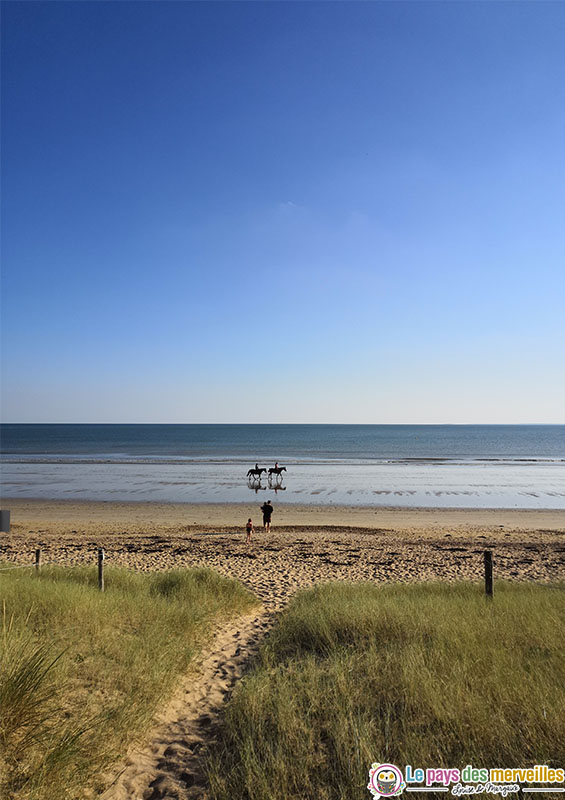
[208,581,565,800]
[0,563,257,800]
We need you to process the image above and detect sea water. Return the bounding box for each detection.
[1,424,564,508]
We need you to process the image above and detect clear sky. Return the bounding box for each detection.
[1,1,564,424]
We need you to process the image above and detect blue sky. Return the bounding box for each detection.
[2,1,564,423]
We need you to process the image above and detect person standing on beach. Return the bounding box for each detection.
[261,500,273,532]
[246,518,254,545]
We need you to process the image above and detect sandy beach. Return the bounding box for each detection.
[2,500,564,610]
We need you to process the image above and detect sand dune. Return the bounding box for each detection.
[2,500,564,799]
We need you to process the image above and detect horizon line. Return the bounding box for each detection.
[1,422,564,427]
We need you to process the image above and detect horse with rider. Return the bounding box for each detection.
[247,462,287,479]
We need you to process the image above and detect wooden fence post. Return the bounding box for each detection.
[98,548,105,592]
[35,548,42,573]
[484,550,493,599]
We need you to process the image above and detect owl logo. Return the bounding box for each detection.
[367,763,405,798]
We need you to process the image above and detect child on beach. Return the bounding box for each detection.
[246,518,254,544]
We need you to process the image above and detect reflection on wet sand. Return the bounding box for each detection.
[268,474,286,493]
[247,476,266,494]
[248,473,287,494]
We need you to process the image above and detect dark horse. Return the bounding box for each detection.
[268,466,287,477]
[247,467,267,479]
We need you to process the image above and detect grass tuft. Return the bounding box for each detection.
[208,581,565,800]
[0,564,256,800]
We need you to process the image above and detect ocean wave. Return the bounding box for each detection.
[1,455,564,467]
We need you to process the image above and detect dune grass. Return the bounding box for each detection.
[0,563,257,800]
[208,581,565,800]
